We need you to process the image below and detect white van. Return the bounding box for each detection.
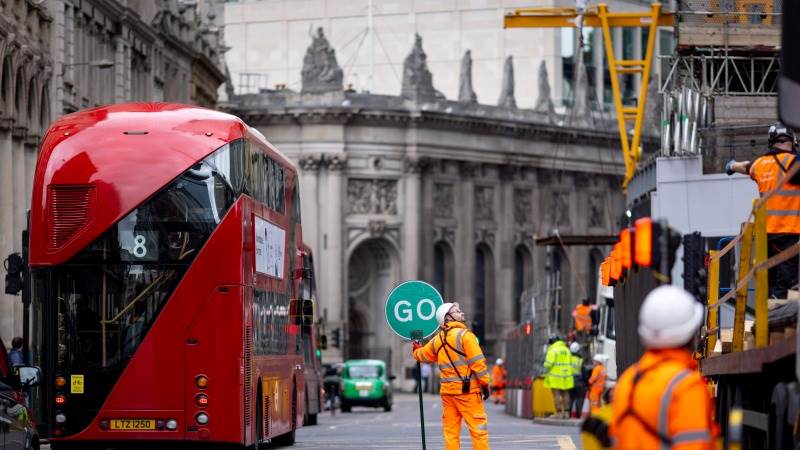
[595,281,617,381]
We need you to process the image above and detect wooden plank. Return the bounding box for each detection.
[677,24,780,48]
[701,335,796,376]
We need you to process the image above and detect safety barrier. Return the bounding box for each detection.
[705,158,800,354]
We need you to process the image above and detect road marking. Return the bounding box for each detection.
[558,435,577,449]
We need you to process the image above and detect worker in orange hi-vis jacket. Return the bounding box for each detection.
[610,285,720,449]
[588,354,608,412]
[413,302,491,450]
[491,358,507,405]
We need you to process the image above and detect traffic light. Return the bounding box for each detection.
[4,253,23,295]
[634,218,681,273]
[682,232,707,302]
[331,328,341,349]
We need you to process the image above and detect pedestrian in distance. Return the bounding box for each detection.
[544,335,574,418]
[491,358,507,404]
[568,341,589,419]
[588,354,608,413]
[726,121,800,299]
[610,285,719,449]
[421,362,431,393]
[8,337,23,368]
[412,302,491,450]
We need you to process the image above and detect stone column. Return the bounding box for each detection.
[496,165,517,353]
[298,155,322,258]
[402,158,423,281]
[455,162,477,314]
[322,154,345,360]
[0,121,15,343]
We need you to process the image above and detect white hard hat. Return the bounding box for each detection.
[436,302,455,326]
[569,342,581,353]
[638,285,704,349]
[496,358,504,365]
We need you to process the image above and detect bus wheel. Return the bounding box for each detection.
[272,386,297,446]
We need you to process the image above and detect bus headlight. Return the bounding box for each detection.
[55,413,67,424]
[196,412,209,425]
[166,419,178,430]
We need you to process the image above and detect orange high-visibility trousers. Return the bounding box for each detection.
[441,393,489,450]
[491,386,505,404]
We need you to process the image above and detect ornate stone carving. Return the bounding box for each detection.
[298,154,323,171]
[534,61,556,119]
[301,28,343,94]
[570,58,591,127]
[458,50,477,104]
[574,172,590,188]
[549,192,571,227]
[498,55,517,109]
[500,163,522,180]
[514,189,532,225]
[401,33,444,102]
[588,192,605,228]
[368,219,386,237]
[514,231,535,248]
[324,153,347,171]
[459,161,479,178]
[434,226,456,244]
[475,227,496,244]
[347,179,398,214]
[404,156,431,174]
[433,183,454,218]
[474,186,494,220]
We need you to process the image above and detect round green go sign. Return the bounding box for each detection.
[385,280,444,341]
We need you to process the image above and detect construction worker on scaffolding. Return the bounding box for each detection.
[726,121,800,299]
[412,302,491,450]
[610,285,719,449]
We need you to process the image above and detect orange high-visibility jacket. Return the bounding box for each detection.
[589,363,606,391]
[413,321,490,395]
[610,348,719,450]
[573,304,593,331]
[491,365,507,389]
[749,151,800,234]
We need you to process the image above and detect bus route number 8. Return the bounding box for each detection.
[132,235,148,258]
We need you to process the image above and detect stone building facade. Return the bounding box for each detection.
[0,0,226,345]
[228,30,627,385]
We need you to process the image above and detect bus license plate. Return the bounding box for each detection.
[110,419,155,430]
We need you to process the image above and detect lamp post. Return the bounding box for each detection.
[60,58,114,76]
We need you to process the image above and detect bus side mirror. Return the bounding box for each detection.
[290,299,315,326]
[302,299,314,326]
[319,335,328,350]
[18,366,41,388]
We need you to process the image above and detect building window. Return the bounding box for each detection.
[513,245,532,323]
[433,242,454,299]
[474,244,494,343]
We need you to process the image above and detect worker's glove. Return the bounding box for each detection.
[481,386,490,401]
[412,341,422,352]
[725,159,736,176]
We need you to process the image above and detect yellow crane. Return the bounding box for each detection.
[505,3,675,189]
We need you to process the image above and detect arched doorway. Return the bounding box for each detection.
[513,245,533,323]
[433,241,454,299]
[346,239,399,362]
[474,244,494,345]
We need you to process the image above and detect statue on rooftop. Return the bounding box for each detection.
[458,50,477,104]
[401,33,444,102]
[498,56,517,109]
[301,27,343,94]
[534,61,555,117]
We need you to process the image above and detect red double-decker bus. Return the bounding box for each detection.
[28,103,313,449]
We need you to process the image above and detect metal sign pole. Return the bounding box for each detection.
[411,330,427,450]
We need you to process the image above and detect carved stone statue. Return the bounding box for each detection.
[401,33,444,102]
[301,27,343,94]
[571,57,591,126]
[458,50,477,104]
[497,56,517,109]
[533,61,555,117]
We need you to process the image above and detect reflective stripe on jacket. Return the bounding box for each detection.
[610,348,719,450]
[749,151,800,234]
[413,321,490,395]
[544,340,574,390]
[573,304,593,331]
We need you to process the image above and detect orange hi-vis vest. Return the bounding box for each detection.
[749,151,800,234]
[573,304,593,331]
[492,365,507,389]
[413,321,490,395]
[610,348,719,450]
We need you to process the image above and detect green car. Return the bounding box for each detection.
[340,359,394,412]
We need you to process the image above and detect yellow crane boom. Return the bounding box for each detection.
[504,3,675,189]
